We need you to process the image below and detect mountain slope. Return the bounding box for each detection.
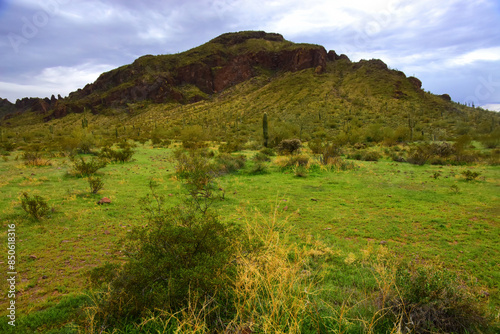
[0,31,498,146]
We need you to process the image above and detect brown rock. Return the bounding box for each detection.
[97,197,112,205]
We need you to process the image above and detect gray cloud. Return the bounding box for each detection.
[1,0,499,109]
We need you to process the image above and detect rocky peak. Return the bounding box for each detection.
[209,31,285,45]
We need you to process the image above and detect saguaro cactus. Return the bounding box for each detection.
[263,112,269,147]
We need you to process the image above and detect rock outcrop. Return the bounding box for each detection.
[49,31,328,118]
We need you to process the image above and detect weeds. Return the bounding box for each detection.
[385,262,490,333]
[23,151,52,167]
[462,170,481,181]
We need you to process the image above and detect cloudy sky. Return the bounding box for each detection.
[1,0,499,110]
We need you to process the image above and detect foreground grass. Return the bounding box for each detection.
[0,144,498,332]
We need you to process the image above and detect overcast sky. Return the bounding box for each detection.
[1,0,499,111]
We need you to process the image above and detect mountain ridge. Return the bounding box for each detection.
[1,30,498,146]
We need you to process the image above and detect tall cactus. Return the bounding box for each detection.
[263,112,269,147]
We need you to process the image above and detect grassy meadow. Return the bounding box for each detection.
[0,141,498,333]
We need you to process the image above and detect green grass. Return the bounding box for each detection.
[0,144,498,332]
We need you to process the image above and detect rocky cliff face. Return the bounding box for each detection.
[0,31,428,121]
[58,33,328,117]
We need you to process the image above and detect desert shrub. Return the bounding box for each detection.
[88,176,104,194]
[484,149,500,166]
[22,151,52,167]
[99,142,135,163]
[88,204,238,328]
[219,139,244,153]
[453,151,480,165]
[325,156,357,171]
[293,164,308,177]
[308,138,325,154]
[274,154,310,171]
[277,139,302,155]
[462,170,481,181]
[1,141,16,152]
[249,162,269,174]
[172,149,222,212]
[361,150,381,161]
[216,153,246,174]
[180,125,207,149]
[20,192,50,220]
[71,156,108,177]
[243,140,261,150]
[252,152,271,162]
[407,144,432,165]
[347,149,381,161]
[478,131,500,149]
[318,143,342,165]
[390,152,407,163]
[381,262,490,334]
[428,142,456,157]
[259,147,276,156]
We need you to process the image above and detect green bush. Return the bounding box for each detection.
[382,263,490,333]
[180,125,207,149]
[308,138,325,154]
[21,192,50,220]
[216,153,246,174]
[88,203,237,328]
[462,170,481,181]
[22,151,52,167]
[277,139,302,155]
[252,152,271,162]
[172,149,222,212]
[1,141,16,152]
[99,142,135,163]
[219,139,244,153]
[87,176,104,194]
[259,147,276,156]
[293,164,308,177]
[250,162,269,174]
[361,150,381,161]
[407,144,432,165]
[71,156,107,177]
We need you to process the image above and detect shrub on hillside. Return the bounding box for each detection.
[407,144,432,165]
[277,139,302,155]
[219,139,244,153]
[180,125,207,149]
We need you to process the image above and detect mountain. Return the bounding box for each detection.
[47,31,330,118]
[0,31,498,145]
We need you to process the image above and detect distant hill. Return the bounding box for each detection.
[1,31,498,145]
